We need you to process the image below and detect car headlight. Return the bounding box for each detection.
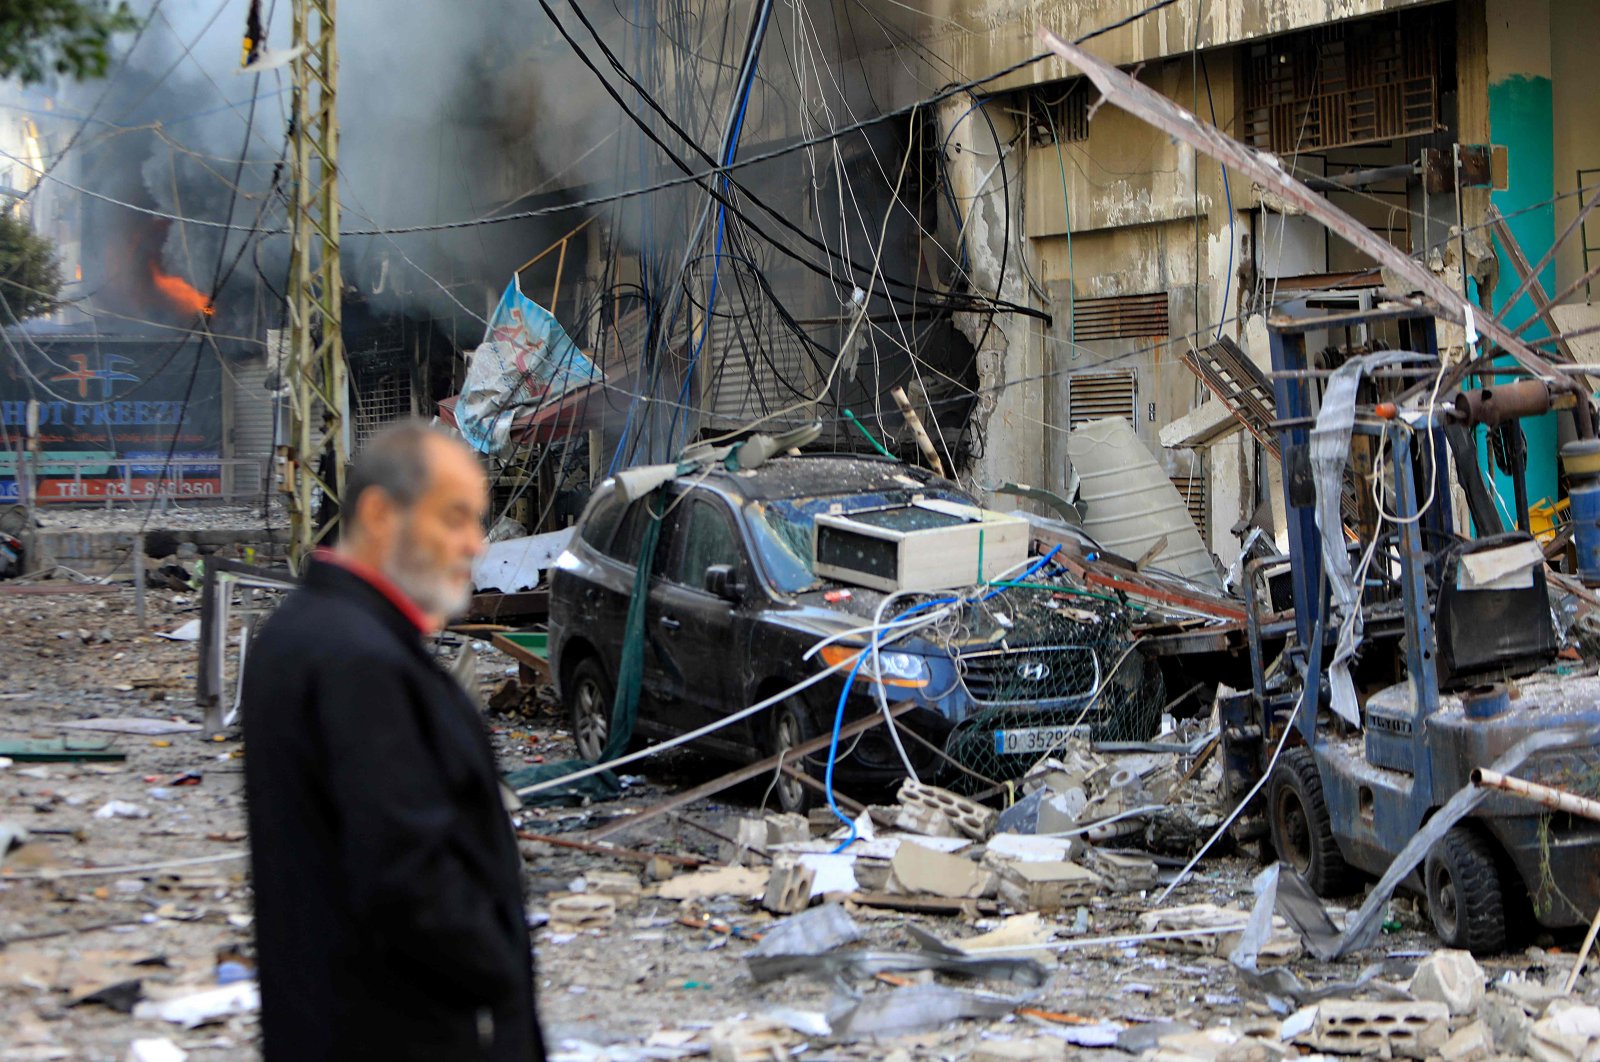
[818,645,929,688]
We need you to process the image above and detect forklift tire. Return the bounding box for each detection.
[767,699,817,816]
[1268,747,1360,897]
[1425,826,1508,955]
[566,657,615,764]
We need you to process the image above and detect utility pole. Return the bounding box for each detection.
[282,0,346,571]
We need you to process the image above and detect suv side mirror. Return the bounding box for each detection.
[704,564,741,602]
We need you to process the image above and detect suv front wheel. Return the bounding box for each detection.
[767,698,816,815]
[567,657,615,763]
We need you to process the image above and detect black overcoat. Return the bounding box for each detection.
[242,559,543,1060]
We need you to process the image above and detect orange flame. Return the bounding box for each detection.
[150,263,214,317]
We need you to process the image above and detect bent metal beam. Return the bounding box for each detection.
[1035,27,1562,385]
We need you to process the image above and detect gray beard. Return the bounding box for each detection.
[383,528,472,621]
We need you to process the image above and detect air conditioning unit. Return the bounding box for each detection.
[812,498,1031,593]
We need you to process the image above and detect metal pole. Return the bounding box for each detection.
[133,533,147,628]
[1471,767,1600,822]
[286,0,346,571]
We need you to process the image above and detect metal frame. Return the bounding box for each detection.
[2,457,266,505]
[285,0,347,570]
[197,558,296,734]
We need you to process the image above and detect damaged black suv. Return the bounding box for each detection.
[548,454,1157,812]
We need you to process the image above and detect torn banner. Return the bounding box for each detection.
[456,280,602,456]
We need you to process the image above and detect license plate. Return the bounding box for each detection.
[993,724,1090,756]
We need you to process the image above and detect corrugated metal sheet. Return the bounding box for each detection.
[700,302,818,431]
[1072,292,1170,341]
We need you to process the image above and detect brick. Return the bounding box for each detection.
[892,801,962,839]
[547,893,616,932]
[762,860,815,915]
[897,779,997,840]
[1297,1000,1450,1059]
[995,860,1101,912]
[764,812,809,847]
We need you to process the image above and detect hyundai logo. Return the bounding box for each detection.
[1016,661,1050,682]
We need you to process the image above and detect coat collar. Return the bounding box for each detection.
[311,548,435,633]
[301,556,435,648]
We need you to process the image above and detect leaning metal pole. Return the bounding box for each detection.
[1471,767,1600,822]
[283,0,346,571]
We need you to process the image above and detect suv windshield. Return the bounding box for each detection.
[746,489,973,593]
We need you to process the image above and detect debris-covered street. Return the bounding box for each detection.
[5,561,1600,1060]
[9,0,1600,1060]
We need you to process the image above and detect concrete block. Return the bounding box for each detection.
[892,801,962,839]
[547,893,616,932]
[1084,849,1159,892]
[582,870,641,909]
[764,812,809,847]
[762,860,815,915]
[995,860,1101,912]
[1526,1004,1600,1062]
[1297,1000,1450,1059]
[1438,1020,1494,1062]
[1160,399,1243,449]
[896,779,997,840]
[888,841,989,899]
[718,816,768,865]
[1407,949,1485,1016]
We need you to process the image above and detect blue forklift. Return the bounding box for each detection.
[1225,303,1600,954]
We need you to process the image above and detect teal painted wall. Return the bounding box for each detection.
[1485,73,1558,526]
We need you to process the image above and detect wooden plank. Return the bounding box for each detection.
[0,739,126,763]
[784,764,866,815]
[583,702,916,843]
[845,892,1001,916]
[490,632,551,683]
[467,590,549,623]
[516,830,708,868]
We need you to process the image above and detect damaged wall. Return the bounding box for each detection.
[936,97,1048,498]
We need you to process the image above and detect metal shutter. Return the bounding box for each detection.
[1072,292,1169,342]
[1066,370,1137,430]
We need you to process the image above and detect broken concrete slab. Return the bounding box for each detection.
[60,717,202,736]
[1527,1003,1600,1062]
[1438,1020,1494,1062]
[653,866,766,902]
[1406,949,1484,1016]
[887,841,989,900]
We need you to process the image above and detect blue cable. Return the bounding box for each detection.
[820,544,1064,852]
[823,596,955,851]
[980,544,1062,600]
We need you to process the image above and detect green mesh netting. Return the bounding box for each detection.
[505,493,664,807]
[934,579,1165,789]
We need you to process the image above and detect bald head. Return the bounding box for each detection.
[340,421,489,625]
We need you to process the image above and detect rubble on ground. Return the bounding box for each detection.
[4,585,1600,1060]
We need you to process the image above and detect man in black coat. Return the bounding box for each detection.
[243,422,544,1060]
